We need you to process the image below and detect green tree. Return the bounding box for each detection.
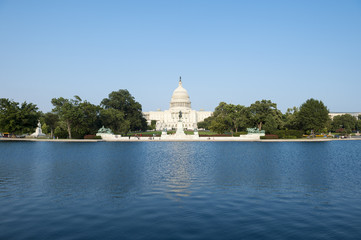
[99,108,128,134]
[101,89,147,133]
[209,117,229,134]
[263,114,278,133]
[283,107,300,130]
[197,116,213,130]
[208,102,232,134]
[41,112,59,138]
[222,104,250,134]
[75,100,100,137]
[357,119,361,131]
[206,102,251,134]
[0,98,21,133]
[0,98,40,134]
[149,120,157,130]
[230,104,251,133]
[54,124,68,139]
[331,114,357,133]
[18,102,40,134]
[51,96,99,139]
[249,100,282,130]
[51,96,82,139]
[297,98,329,133]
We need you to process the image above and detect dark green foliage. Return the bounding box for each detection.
[263,114,278,134]
[357,120,361,131]
[283,135,298,139]
[232,132,248,136]
[18,101,40,134]
[283,107,300,130]
[99,108,128,134]
[84,135,102,139]
[101,89,147,134]
[54,125,68,138]
[297,98,329,133]
[41,112,59,138]
[209,117,229,134]
[0,98,18,133]
[48,90,147,138]
[0,98,40,134]
[73,100,100,138]
[51,96,100,139]
[260,135,279,139]
[51,96,80,139]
[149,120,157,130]
[208,102,250,134]
[197,116,213,130]
[272,130,304,139]
[205,99,329,135]
[250,100,283,131]
[331,114,357,133]
[4,92,349,139]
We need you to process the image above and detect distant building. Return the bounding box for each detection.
[143,77,213,130]
[329,112,361,120]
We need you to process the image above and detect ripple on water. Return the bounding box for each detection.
[1,141,361,239]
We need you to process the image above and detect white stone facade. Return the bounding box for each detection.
[329,112,361,120]
[143,78,213,130]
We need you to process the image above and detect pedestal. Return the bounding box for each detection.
[175,120,186,137]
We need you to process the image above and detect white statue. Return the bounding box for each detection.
[30,120,46,138]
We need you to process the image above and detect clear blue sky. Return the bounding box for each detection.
[1,0,360,113]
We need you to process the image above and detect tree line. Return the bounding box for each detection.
[1,92,360,138]
[0,90,147,138]
[198,99,361,136]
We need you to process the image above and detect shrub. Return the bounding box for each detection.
[84,135,101,139]
[232,132,248,136]
[260,134,279,139]
[284,135,297,139]
[272,130,303,139]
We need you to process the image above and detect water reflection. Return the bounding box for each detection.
[210,142,333,196]
[0,141,339,200]
[213,142,279,189]
[8,142,146,203]
[0,142,43,197]
[1,141,361,240]
[165,143,194,198]
[142,142,195,201]
[298,143,330,193]
[33,142,199,203]
[99,143,145,199]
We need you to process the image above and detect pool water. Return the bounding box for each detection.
[1,141,361,239]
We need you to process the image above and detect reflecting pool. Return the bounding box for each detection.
[1,141,361,239]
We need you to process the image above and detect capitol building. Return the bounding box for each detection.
[143,77,213,130]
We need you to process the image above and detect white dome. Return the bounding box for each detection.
[170,77,191,110]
